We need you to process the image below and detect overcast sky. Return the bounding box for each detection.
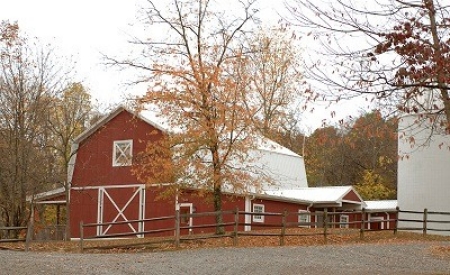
[1,0,141,107]
[0,0,364,132]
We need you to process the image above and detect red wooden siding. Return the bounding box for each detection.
[367,211,397,230]
[70,189,99,238]
[342,190,362,202]
[249,199,308,230]
[71,110,163,188]
[144,188,247,236]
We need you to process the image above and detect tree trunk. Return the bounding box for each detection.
[213,185,224,235]
[212,146,225,235]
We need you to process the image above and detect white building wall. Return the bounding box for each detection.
[398,114,450,235]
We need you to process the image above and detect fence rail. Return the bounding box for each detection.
[397,208,450,235]
[0,225,31,251]
[77,207,450,252]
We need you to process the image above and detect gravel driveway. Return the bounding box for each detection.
[1,242,449,275]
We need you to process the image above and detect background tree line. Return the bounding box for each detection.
[0,21,95,238]
[274,111,398,201]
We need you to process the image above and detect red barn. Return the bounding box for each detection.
[67,106,369,239]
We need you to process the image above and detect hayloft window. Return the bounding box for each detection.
[252,204,265,223]
[113,140,133,166]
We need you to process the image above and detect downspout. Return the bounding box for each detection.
[385,212,390,230]
[306,203,313,228]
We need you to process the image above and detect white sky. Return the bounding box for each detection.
[0,0,141,107]
[0,0,362,132]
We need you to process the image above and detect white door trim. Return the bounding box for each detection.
[97,185,145,237]
[178,203,193,234]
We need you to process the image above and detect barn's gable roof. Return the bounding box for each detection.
[73,106,300,158]
[138,108,300,158]
[73,106,166,145]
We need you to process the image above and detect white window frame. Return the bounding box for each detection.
[298,210,310,228]
[340,214,349,228]
[113,139,133,167]
[252,204,265,223]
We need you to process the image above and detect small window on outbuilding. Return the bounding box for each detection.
[298,210,310,228]
[113,140,133,167]
[253,203,265,223]
[340,214,349,228]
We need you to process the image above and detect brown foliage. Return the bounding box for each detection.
[303,111,397,197]
[287,0,450,130]
[113,1,304,227]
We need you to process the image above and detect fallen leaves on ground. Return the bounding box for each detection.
[1,228,450,256]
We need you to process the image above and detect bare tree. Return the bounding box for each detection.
[46,82,92,240]
[286,0,450,130]
[0,21,69,236]
[107,0,267,234]
[245,29,305,140]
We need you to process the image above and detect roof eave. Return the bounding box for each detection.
[73,106,126,144]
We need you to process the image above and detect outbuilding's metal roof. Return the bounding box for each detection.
[27,187,66,204]
[265,186,365,206]
[364,200,397,211]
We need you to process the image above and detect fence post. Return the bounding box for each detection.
[25,224,31,252]
[360,208,366,240]
[25,202,36,252]
[175,210,180,248]
[323,209,328,244]
[233,207,239,246]
[280,210,287,246]
[423,208,428,236]
[394,206,399,236]
[79,221,84,253]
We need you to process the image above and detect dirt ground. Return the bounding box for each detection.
[1,237,450,275]
[2,228,450,257]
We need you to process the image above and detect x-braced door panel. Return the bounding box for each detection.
[97,185,145,237]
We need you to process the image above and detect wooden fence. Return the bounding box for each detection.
[0,207,445,252]
[0,226,31,251]
[397,208,450,235]
[79,208,402,252]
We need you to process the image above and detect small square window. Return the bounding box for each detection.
[298,210,310,228]
[340,214,349,228]
[113,140,133,166]
[253,204,264,223]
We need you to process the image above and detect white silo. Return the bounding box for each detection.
[398,94,450,235]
